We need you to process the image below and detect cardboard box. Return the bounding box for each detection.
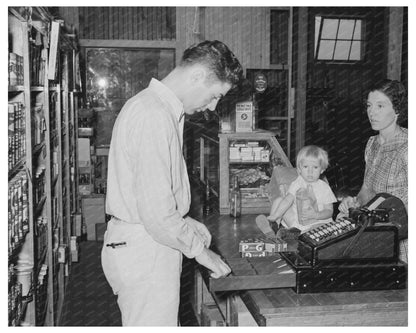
[241,251,268,258]
[235,101,253,132]
[82,195,105,241]
[239,238,265,252]
[71,249,79,262]
[95,223,107,242]
[77,138,91,167]
[201,303,225,326]
[79,184,92,196]
[74,214,82,237]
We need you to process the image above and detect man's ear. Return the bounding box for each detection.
[190,66,207,84]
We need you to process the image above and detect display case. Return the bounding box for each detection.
[219,130,291,215]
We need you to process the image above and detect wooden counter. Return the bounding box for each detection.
[189,200,408,326]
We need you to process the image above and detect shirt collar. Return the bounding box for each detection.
[376,127,407,151]
[148,78,184,122]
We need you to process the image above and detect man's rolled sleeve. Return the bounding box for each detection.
[129,106,204,258]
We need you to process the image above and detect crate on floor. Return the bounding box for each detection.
[201,303,225,326]
[81,195,105,241]
[95,223,107,242]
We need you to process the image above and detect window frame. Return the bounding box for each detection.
[314,15,367,64]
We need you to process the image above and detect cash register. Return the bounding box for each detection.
[281,193,408,293]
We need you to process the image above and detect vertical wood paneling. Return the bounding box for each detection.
[108,7,114,39]
[97,7,104,39]
[161,7,166,40]
[103,7,109,39]
[132,7,137,40]
[127,7,132,40]
[61,7,271,70]
[146,7,152,40]
[142,7,147,40]
[120,7,125,39]
[113,7,119,39]
[200,7,271,70]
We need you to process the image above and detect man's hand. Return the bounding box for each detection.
[195,247,231,279]
[184,216,212,247]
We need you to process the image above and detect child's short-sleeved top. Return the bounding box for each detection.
[286,175,337,230]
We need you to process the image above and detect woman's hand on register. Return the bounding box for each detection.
[339,196,360,214]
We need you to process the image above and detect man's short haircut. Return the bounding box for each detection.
[180,40,243,87]
[296,145,329,171]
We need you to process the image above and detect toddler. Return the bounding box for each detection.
[267,145,337,232]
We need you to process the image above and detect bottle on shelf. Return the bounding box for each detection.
[203,180,212,215]
[80,222,87,242]
[229,176,242,218]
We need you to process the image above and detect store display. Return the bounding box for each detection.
[8,8,80,326]
[219,131,291,215]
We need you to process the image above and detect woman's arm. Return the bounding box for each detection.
[356,183,374,207]
[339,183,373,214]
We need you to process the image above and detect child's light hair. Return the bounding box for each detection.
[296,145,329,171]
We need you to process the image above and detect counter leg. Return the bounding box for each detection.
[226,293,238,326]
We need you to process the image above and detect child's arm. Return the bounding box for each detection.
[267,193,295,221]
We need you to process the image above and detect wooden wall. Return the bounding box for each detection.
[77,7,176,40]
[57,7,278,71]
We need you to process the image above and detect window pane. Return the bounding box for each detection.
[318,40,336,60]
[338,19,355,40]
[353,20,362,40]
[86,48,175,110]
[315,16,322,57]
[334,41,352,60]
[321,19,339,39]
[350,41,362,60]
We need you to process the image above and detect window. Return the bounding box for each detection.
[86,48,175,110]
[85,48,175,145]
[315,16,365,62]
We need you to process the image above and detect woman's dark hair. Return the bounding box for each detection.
[369,80,407,121]
[180,40,243,88]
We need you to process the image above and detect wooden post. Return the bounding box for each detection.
[387,7,404,81]
[295,7,308,156]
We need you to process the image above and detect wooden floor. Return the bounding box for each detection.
[60,240,199,326]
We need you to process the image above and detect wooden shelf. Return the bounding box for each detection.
[229,160,270,165]
[8,8,81,326]
[8,85,25,92]
[8,158,26,181]
[30,86,45,92]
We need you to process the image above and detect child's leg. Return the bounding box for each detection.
[267,197,283,221]
[281,205,298,229]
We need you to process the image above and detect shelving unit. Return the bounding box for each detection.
[250,7,294,160]
[8,7,81,326]
[218,130,291,215]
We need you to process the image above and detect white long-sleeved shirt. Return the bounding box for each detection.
[106,78,204,258]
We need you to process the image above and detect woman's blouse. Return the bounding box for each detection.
[363,127,408,210]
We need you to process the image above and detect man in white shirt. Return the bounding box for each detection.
[102,40,243,326]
